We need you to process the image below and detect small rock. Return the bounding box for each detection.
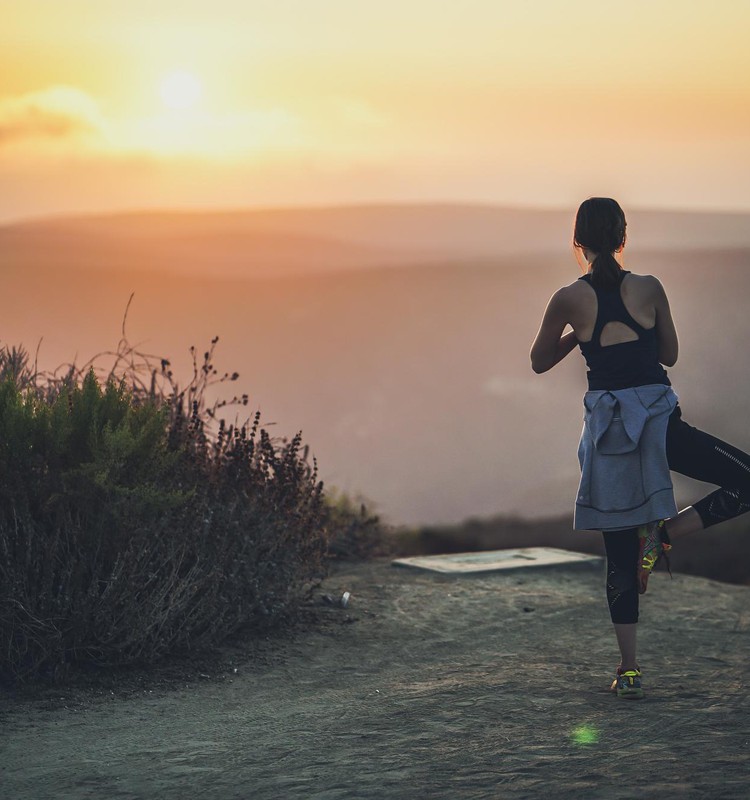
[523,606,535,613]
[340,591,351,608]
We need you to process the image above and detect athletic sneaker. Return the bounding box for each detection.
[610,666,643,699]
[637,519,672,594]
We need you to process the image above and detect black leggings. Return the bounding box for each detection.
[603,404,750,624]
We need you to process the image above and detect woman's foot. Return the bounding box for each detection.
[610,665,644,698]
[637,520,672,594]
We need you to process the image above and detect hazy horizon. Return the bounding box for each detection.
[7,198,750,228]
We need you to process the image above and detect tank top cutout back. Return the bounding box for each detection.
[577,270,670,391]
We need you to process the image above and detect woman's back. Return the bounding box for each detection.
[566,271,656,344]
[565,269,671,390]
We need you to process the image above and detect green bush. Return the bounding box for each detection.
[0,336,328,683]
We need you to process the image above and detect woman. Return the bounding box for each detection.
[530,197,750,699]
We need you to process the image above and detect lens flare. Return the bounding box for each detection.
[571,724,599,745]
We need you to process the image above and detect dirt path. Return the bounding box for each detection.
[2,557,749,799]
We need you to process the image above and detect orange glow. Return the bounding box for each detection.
[1,0,749,219]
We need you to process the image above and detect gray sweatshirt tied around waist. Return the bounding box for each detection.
[574,383,678,532]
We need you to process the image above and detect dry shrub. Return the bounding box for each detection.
[0,311,329,684]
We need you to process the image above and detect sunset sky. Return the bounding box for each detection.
[2,0,749,221]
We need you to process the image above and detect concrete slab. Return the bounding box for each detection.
[391,547,601,575]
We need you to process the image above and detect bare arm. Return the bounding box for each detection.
[530,289,578,374]
[652,278,678,367]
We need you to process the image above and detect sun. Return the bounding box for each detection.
[159,70,203,111]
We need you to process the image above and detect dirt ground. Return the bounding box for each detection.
[1,556,749,800]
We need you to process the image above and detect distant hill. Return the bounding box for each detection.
[3,203,750,279]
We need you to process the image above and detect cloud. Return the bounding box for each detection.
[0,86,106,146]
[0,84,394,164]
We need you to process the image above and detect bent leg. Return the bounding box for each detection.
[666,407,750,532]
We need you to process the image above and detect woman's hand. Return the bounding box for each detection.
[530,288,578,373]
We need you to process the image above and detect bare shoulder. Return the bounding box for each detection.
[557,277,591,301]
[557,276,594,308]
[624,272,666,298]
[623,272,669,307]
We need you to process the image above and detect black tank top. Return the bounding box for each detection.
[577,271,670,391]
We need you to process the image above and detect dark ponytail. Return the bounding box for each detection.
[590,250,622,290]
[573,197,627,290]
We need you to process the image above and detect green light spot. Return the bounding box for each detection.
[571,724,599,745]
